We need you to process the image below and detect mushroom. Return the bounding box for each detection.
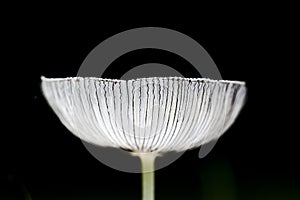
[41,76,246,200]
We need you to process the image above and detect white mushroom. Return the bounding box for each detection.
[41,76,246,200]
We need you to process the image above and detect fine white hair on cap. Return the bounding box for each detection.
[41,76,246,153]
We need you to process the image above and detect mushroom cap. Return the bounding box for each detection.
[41,76,246,153]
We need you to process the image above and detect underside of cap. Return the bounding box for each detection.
[41,76,246,153]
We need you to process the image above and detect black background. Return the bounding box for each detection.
[1,10,298,200]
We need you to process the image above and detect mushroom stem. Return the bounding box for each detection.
[139,153,157,200]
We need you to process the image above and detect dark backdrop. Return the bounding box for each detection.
[1,13,298,200]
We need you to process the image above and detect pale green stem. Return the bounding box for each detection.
[138,153,157,200]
